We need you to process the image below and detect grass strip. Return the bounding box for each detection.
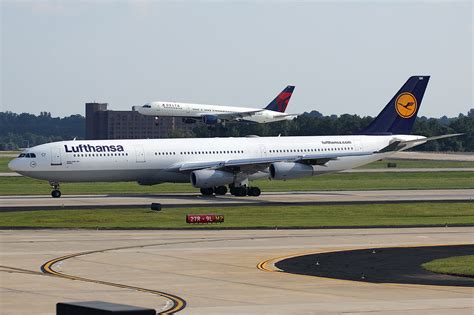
[357,159,474,169]
[0,202,473,229]
[422,255,474,277]
[0,157,13,172]
[0,171,472,195]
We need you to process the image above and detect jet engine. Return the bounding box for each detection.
[190,169,234,188]
[182,118,197,124]
[202,115,221,125]
[269,162,314,180]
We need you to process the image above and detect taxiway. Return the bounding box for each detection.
[0,189,473,211]
[1,227,473,314]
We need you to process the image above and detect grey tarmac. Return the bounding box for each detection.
[0,189,473,211]
[1,227,473,314]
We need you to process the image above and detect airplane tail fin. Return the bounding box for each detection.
[359,76,430,135]
[265,85,295,112]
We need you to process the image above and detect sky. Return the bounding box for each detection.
[1,0,472,118]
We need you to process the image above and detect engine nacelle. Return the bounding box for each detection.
[182,118,197,124]
[269,162,314,180]
[190,169,234,188]
[202,115,221,125]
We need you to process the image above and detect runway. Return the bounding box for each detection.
[1,189,473,211]
[1,227,473,314]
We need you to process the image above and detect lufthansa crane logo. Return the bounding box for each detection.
[395,92,417,118]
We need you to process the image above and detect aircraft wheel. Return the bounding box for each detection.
[51,190,61,198]
[214,186,228,195]
[200,187,214,196]
[234,186,248,197]
[248,187,261,197]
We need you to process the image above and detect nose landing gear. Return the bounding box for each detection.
[49,181,61,198]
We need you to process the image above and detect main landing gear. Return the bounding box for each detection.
[200,185,261,197]
[49,181,61,198]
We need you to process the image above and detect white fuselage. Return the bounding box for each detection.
[9,135,424,185]
[133,101,296,123]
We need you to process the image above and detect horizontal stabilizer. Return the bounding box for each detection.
[377,133,464,153]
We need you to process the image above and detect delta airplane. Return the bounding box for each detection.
[9,76,461,198]
[132,86,297,125]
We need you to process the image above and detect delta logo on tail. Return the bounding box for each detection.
[275,91,293,112]
[395,92,417,118]
[265,85,295,113]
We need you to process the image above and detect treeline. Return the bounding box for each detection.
[189,109,474,152]
[0,112,85,150]
[1,109,472,152]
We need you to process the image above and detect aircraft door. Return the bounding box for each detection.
[354,140,362,151]
[135,145,146,163]
[50,147,62,166]
[183,103,192,115]
[260,145,267,158]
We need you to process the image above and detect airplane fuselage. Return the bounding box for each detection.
[134,102,296,123]
[9,134,424,185]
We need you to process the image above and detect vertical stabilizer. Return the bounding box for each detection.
[265,86,295,113]
[360,76,430,135]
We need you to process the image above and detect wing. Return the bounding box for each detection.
[201,109,265,121]
[166,150,374,173]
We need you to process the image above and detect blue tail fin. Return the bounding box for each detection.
[360,76,430,135]
[265,86,295,112]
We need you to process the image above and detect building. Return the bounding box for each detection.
[85,102,194,140]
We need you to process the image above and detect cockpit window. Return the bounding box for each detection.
[19,153,36,158]
[143,105,151,108]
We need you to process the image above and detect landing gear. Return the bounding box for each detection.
[248,186,261,197]
[198,184,260,197]
[200,187,214,196]
[49,181,61,198]
[200,186,228,196]
[232,186,248,197]
[214,185,228,195]
[229,184,261,197]
[51,190,61,198]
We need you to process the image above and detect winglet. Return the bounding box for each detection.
[265,86,295,112]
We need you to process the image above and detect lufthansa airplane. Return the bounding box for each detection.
[133,86,297,125]
[8,76,460,198]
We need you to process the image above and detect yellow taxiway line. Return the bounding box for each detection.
[41,249,186,314]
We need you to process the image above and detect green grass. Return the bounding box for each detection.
[0,171,472,196]
[0,157,14,172]
[422,255,474,277]
[0,202,473,229]
[358,159,474,169]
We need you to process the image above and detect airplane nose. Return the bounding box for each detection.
[132,106,138,111]
[8,158,19,172]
